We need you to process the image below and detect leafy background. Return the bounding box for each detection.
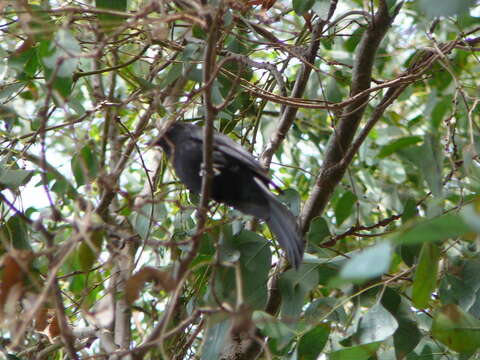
[1,0,480,359]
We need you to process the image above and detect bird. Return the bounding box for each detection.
[153,122,304,269]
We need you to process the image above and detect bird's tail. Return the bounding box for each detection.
[266,196,304,269]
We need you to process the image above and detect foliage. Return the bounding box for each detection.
[1,0,480,359]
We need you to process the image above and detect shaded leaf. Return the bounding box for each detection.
[201,316,232,360]
[298,323,330,360]
[378,136,423,159]
[235,231,271,309]
[1,215,31,250]
[279,264,319,320]
[78,230,104,272]
[431,304,480,353]
[293,0,315,15]
[38,29,81,98]
[420,133,443,198]
[412,242,440,309]
[335,191,357,226]
[71,145,99,186]
[307,216,330,245]
[253,311,296,349]
[96,0,128,31]
[394,317,422,359]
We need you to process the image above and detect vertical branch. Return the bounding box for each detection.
[198,6,221,221]
[177,3,223,278]
[260,0,338,168]
[299,0,403,233]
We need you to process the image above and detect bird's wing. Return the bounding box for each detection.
[212,132,273,185]
[187,125,273,186]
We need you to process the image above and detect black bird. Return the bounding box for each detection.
[154,122,304,269]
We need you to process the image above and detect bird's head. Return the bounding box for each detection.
[149,122,187,156]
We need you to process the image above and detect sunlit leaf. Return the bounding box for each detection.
[378,136,423,158]
[337,242,392,283]
[356,303,398,344]
[395,214,470,245]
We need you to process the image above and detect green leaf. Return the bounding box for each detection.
[431,95,452,129]
[305,298,347,324]
[278,264,319,320]
[431,304,480,353]
[459,201,480,234]
[401,197,418,223]
[307,216,330,245]
[8,47,39,78]
[78,231,104,272]
[395,213,470,245]
[0,167,33,190]
[380,288,422,358]
[96,0,128,31]
[356,303,398,344]
[159,63,183,89]
[7,354,23,360]
[278,188,301,216]
[298,323,330,360]
[420,133,443,198]
[377,136,423,158]
[293,0,315,15]
[71,145,99,187]
[325,77,343,103]
[207,230,271,309]
[344,27,364,53]
[201,316,231,360]
[1,215,31,250]
[412,242,440,309]
[132,204,154,241]
[398,242,422,267]
[253,311,296,349]
[235,231,271,309]
[22,4,54,42]
[337,242,392,284]
[328,342,381,360]
[334,191,357,226]
[394,317,422,359]
[438,259,480,313]
[38,29,81,97]
[419,0,475,18]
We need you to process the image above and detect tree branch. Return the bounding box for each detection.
[300,0,403,233]
[260,0,339,168]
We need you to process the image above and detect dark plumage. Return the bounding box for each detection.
[154,122,304,268]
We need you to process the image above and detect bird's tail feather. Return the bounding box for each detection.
[266,196,304,269]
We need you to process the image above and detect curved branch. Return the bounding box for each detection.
[300,0,404,233]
